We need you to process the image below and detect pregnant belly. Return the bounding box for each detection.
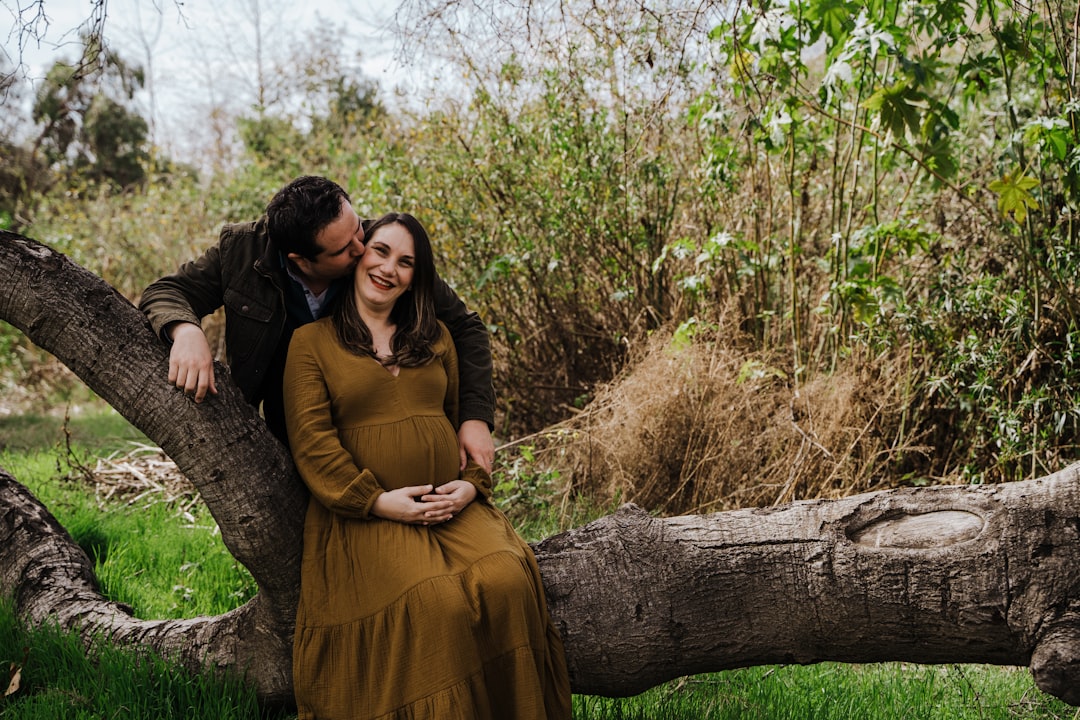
[345,416,461,491]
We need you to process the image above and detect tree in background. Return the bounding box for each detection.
[235,24,387,177]
[387,0,719,430]
[0,57,44,231]
[30,36,149,192]
[688,0,1080,485]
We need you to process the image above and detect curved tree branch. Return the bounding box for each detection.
[0,229,305,706]
[0,467,291,694]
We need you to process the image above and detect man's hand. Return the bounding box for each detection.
[167,322,218,402]
[458,419,494,474]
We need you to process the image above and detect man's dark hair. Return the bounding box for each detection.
[265,176,351,259]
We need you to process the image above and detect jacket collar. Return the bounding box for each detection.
[254,216,280,280]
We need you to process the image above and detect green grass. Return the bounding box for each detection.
[1,407,1079,719]
[0,598,273,719]
[0,449,257,620]
[574,664,1078,719]
[85,496,257,618]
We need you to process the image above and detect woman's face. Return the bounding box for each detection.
[354,222,415,312]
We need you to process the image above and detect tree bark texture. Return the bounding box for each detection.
[2,230,1079,707]
[537,474,1080,705]
[0,467,290,695]
[0,230,305,706]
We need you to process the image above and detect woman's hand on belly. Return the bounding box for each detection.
[419,480,477,523]
[372,485,454,525]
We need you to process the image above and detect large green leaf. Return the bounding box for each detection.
[988,172,1040,224]
[803,0,857,44]
[862,81,923,139]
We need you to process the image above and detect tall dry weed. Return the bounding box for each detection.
[537,316,932,516]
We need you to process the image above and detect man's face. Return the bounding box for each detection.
[289,199,366,285]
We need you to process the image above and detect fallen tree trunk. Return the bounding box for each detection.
[1,229,1079,707]
[538,473,1080,704]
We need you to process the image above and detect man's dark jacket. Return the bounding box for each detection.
[139,218,495,441]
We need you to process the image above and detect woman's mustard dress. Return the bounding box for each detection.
[283,318,571,720]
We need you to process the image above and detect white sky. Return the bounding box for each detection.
[2,0,433,161]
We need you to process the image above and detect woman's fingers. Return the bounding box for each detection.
[420,499,454,522]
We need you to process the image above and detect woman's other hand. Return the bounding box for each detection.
[420,480,477,523]
[372,485,452,525]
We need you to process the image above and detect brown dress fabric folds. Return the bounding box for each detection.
[284,318,571,720]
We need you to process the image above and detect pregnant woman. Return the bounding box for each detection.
[283,212,571,720]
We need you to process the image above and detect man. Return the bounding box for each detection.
[140,176,495,471]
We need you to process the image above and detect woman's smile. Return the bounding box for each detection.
[369,273,395,291]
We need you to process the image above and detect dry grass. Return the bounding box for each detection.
[536,316,934,516]
[72,443,200,514]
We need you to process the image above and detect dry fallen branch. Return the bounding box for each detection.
[80,443,200,513]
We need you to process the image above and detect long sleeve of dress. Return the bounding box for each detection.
[283,326,384,519]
